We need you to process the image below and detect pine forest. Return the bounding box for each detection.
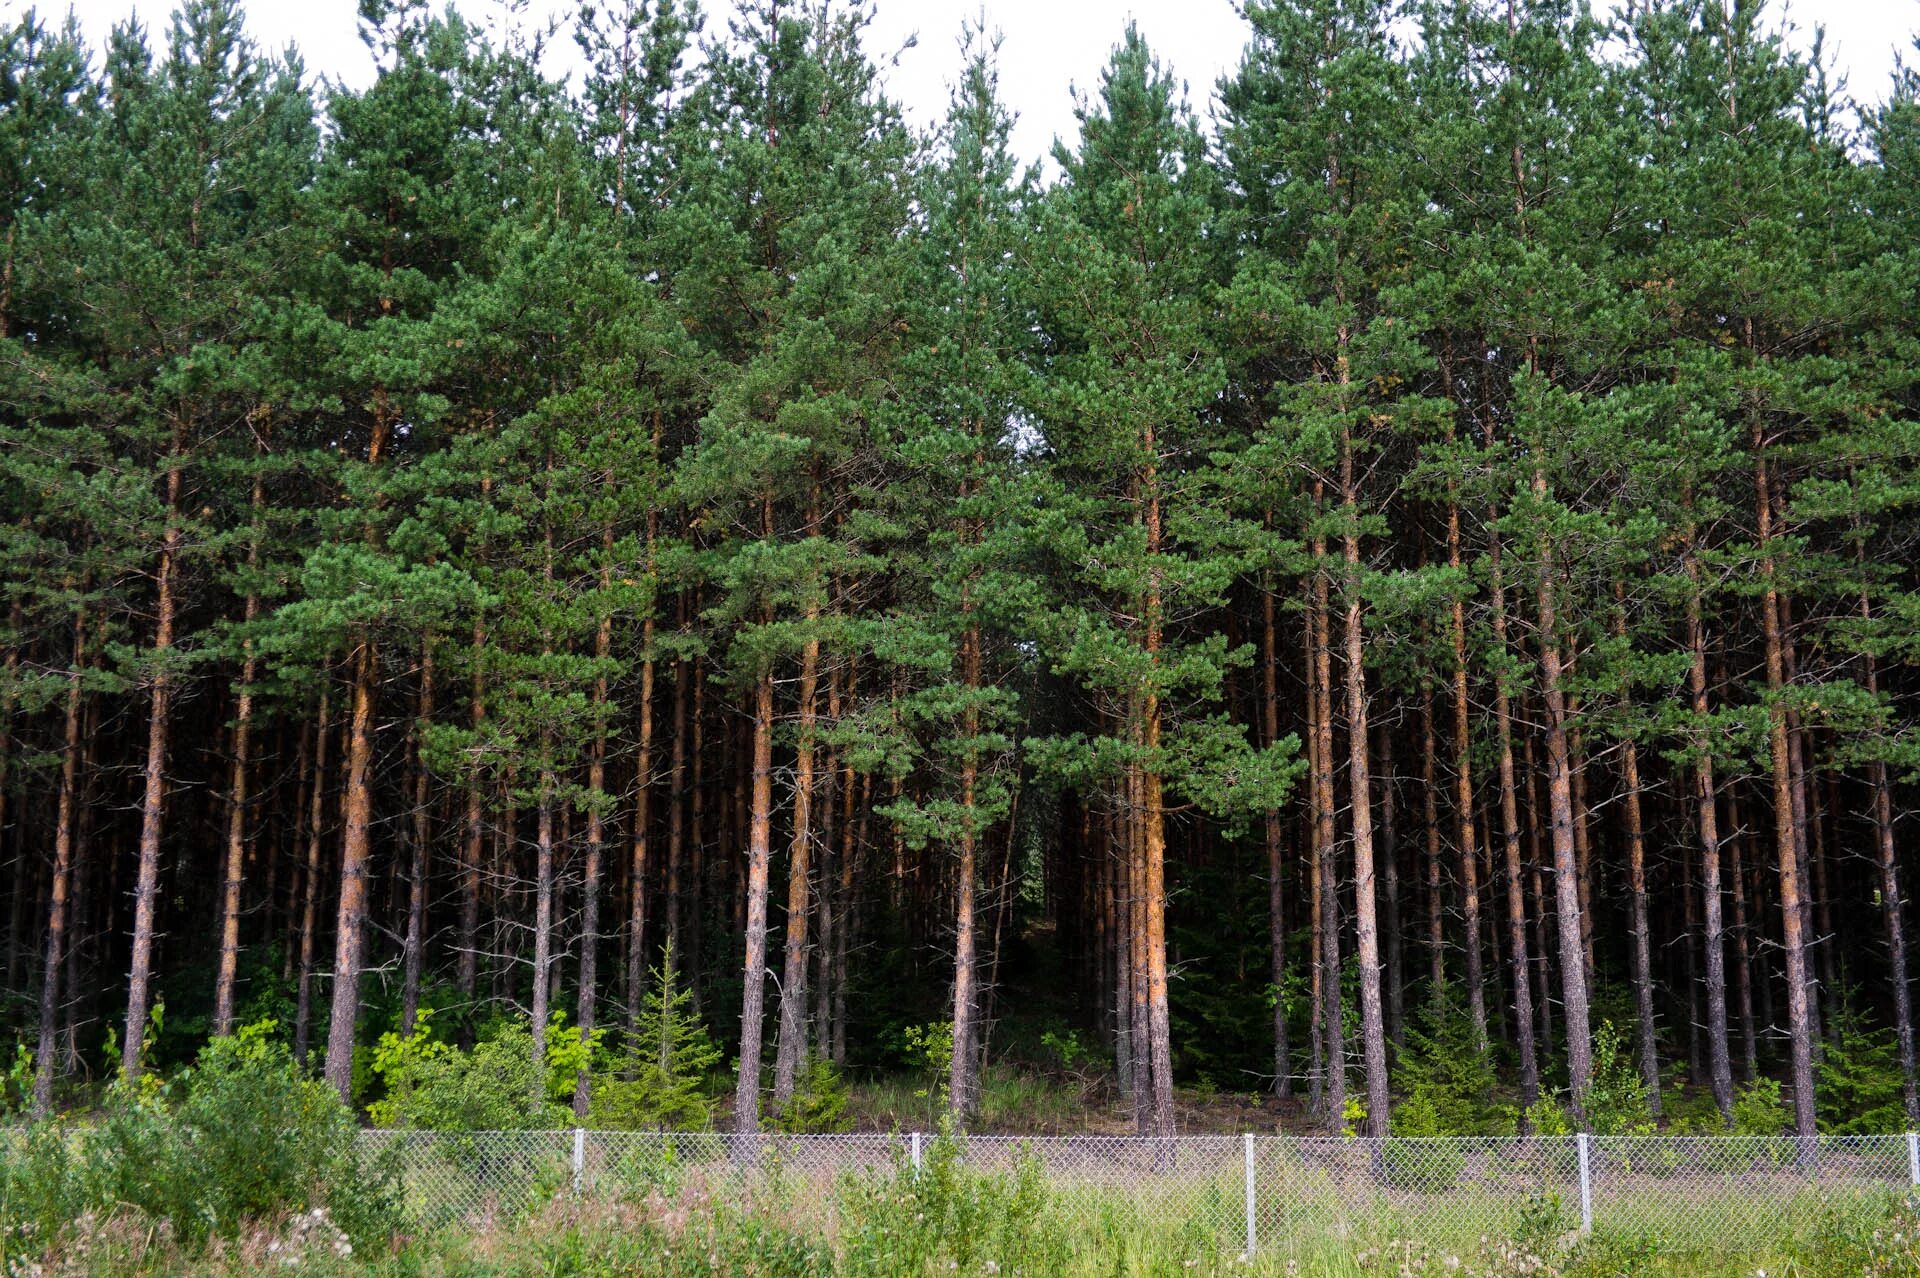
[3,0,1920,1146]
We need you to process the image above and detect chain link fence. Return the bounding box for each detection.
[357,1129,1920,1257]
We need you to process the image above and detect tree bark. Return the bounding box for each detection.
[773,615,821,1106]
[124,423,185,1082]
[1339,421,1390,1136]
[1489,534,1538,1103]
[324,635,378,1102]
[1685,525,1734,1123]
[399,640,434,1036]
[214,458,266,1037]
[295,691,331,1067]
[33,603,86,1117]
[733,663,776,1134]
[1262,583,1291,1097]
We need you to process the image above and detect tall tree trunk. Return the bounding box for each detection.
[1615,658,1661,1115]
[1726,789,1759,1082]
[1685,524,1734,1122]
[950,612,984,1120]
[1490,534,1538,1103]
[399,640,434,1036]
[1339,423,1389,1136]
[459,609,487,1008]
[577,553,618,1119]
[214,460,266,1037]
[1534,555,1591,1113]
[1263,583,1291,1097]
[1420,693,1446,1009]
[124,423,185,1082]
[1754,420,1815,1139]
[772,618,821,1106]
[323,405,394,1102]
[324,636,378,1102]
[1311,534,1345,1130]
[733,663,776,1134]
[295,691,331,1066]
[1859,571,1917,1117]
[33,603,86,1117]
[531,760,555,1095]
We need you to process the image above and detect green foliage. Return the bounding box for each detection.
[589,943,722,1131]
[0,1020,394,1261]
[1393,999,1506,1137]
[1584,1022,1658,1136]
[0,1043,30,1117]
[1817,999,1909,1135]
[766,1055,853,1135]
[838,1131,1066,1277]
[368,1013,570,1132]
[1730,1078,1791,1137]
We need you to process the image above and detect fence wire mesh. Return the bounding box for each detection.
[355,1129,1920,1256]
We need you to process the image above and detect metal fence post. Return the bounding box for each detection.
[572,1127,586,1196]
[1907,1132,1918,1187]
[1576,1133,1593,1234]
[911,1130,923,1174]
[1243,1133,1257,1256]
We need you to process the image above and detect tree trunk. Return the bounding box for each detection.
[1620,709,1661,1117]
[324,636,378,1102]
[459,611,486,1007]
[1754,422,1815,1139]
[1311,537,1345,1130]
[33,604,86,1117]
[1420,693,1446,1009]
[772,624,821,1107]
[1490,534,1537,1103]
[1263,584,1291,1097]
[576,582,616,1119]
[531,762,555,1095]
[1860,572,1916,1117]
[124,426,184,1082]
[295,691,331,1067]
[214,461,266,1037]
[1339,427,1389,1136]
[400,640,434,1036]
[733,664,776,1134]
[1685,530,1734,1123]
[950,617,983,1121]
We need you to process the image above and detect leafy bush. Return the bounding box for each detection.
[838,1130,1066,1277]
[589,941,722,1130]
[0,1021,395,1262]
[768,1054,853,1134]
[369,1011,572,1130]
[1731,1077,1790,1136]
[1584,1021,1656,1136]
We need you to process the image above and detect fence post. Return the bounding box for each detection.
[1907,1132,1918,1188]
[1576,1133,1593,1234]
[1243,1133,1257,1256]
[911,1130,923,1174]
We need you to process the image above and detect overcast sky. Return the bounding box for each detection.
[52,0,1920,166]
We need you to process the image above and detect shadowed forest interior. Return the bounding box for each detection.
[3,0,1920,1147]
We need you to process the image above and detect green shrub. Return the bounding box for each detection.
[1731,1077,1789,1136]
[1584,1021,1656,1136]
[768,1054,852,1134]
[369,1012,571,1131]
[1,1021,395,1260]
[1816,998,1907,1135]
[838,1131,1065,1277]
[1392,996,1507,1136]
[589,941,721,1131]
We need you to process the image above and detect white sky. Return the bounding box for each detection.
[41,0,1920,166]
